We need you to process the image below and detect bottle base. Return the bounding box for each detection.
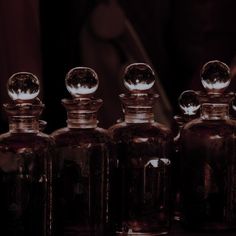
[181,220,236,232]
[116,230,168,236]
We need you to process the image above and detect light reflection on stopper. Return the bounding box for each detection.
[65,67,99,97]
[124,63,155,91]
[8,72,40,100]
[201,60,230,94]
[179,90,200,115]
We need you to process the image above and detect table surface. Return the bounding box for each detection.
[169,223,236,236]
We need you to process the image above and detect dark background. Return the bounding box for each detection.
[1,0,236,132]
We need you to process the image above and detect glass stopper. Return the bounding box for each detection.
[201,60,230,94]
[8,72,40,100]
[65,67,99,97]
[179,90,200,115]
[123,63,155,91]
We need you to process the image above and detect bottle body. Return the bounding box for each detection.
[110,122,172,235]
[172,115,198,222]
[181,118,236,230]
[52,127,111,236]
[172,122,183,222]
[0,132,53,236]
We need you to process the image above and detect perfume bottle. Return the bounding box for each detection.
[173,90,200,221]
[174,90,200,162]
[109,63,172,235]
[51,67,111,236]
[0,72,53,236]
[180,60,236,230]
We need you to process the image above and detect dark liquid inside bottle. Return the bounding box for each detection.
[111,123,171,235]
[181,120,236,231]
[53,128,110,236]
[0,133,52,236]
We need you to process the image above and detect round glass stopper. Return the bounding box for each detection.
[124,63,155,91]
[65,67,99,96]
[8,72,40,100]
[201,60,230,93]
[179,90,200,115]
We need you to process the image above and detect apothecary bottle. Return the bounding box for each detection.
[51,67,112,236]
[109,63,172,235]
[0,72,53,236]
[180,60,236,230]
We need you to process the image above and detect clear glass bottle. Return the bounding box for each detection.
[173,90,200,221]
[109,63,172,235]
[0,72,53,236]
[180,60,236,231]
[51,67,111,236]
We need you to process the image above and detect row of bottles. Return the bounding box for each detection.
[0,60,236,236]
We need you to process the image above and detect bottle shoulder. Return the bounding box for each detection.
[182,117,236,137]
[183,117,236,129]
[109,121,172,141]
[0,131,52,141]
[0,131,54,152]
[51,126,111,146]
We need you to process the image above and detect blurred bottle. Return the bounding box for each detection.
[173,90,200,221]
[180,60,236,231]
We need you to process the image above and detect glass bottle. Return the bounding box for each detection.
[173,90,200,221]
[109,63,172,235]
[51,67,111,236]
[180,60,236,231]
[0,72,53,236]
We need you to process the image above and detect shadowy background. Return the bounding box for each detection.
[1,0,236,133]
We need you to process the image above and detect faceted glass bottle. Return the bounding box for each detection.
[51,67,111,236]
[0,72,53,236]
[180,60,236,231]
[109,63,172,235]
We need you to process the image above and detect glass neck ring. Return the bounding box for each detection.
[67,112,98,129]
[124,107,154,124]
[9,116,39,133]
[201,103,229,120]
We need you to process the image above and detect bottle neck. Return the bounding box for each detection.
[9,116,39,133]
[124,107,154,124]
[67,112,98,129]
[201,103,229,120]
[120,93,157,124]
